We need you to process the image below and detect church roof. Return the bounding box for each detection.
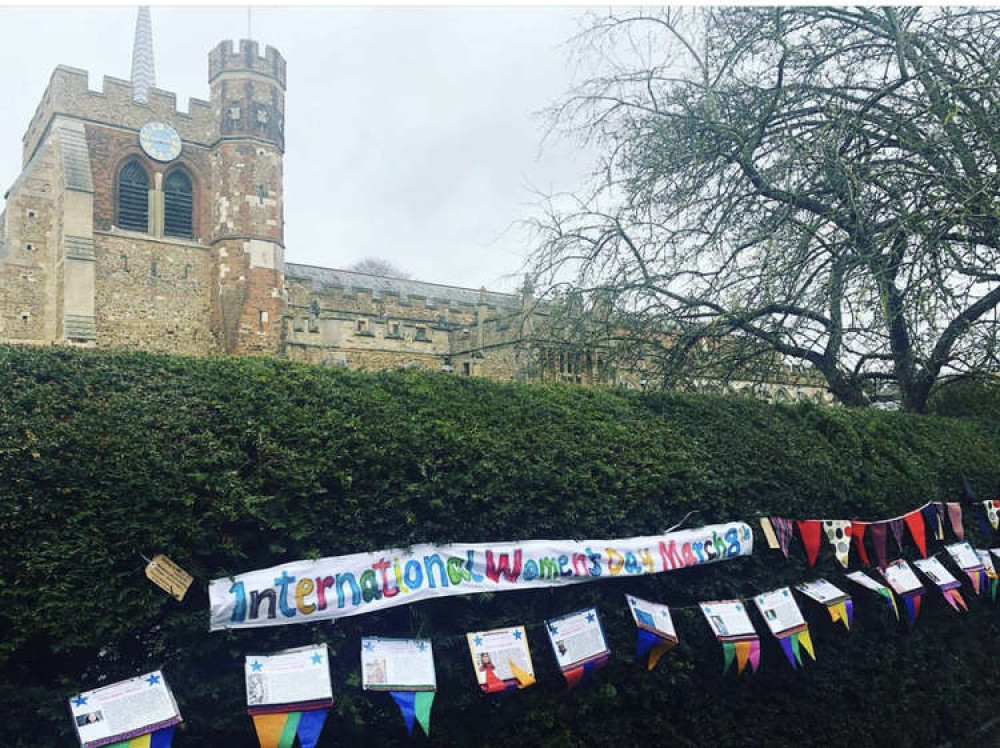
[285,263,520,310]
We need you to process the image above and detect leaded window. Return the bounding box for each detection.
[117,161,149,232]
[164,170,193,238]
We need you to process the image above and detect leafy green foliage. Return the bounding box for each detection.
[1,345,998,747]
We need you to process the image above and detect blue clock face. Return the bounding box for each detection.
[139,122,182,162]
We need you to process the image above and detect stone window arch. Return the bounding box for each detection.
[117,159,149,232]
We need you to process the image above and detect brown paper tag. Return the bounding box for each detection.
[144,554,193,601]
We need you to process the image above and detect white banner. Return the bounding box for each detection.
[209,521,753,630]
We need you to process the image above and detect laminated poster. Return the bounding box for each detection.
[880,560,923,596]
[795,579,848,606]
[699,600,759,674]
[626,594,678,642]
[912,557,960,588]
[69,671,181,748]
[361,638,436,692]
[466,626,535,692]
[546,608,610,672]
[754,588,815,669]
[700,600,756,640]
[753,588,806,638]
[845,570,899,620]
[245,644,333,710]
[913,556,967,611]
[626,594,679,670]
[945,542,981,571]
[795,578,853,629]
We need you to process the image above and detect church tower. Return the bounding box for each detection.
[207,40,287,355]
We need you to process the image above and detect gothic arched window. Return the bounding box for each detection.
[164,170,194,238]
[117,160,149,232]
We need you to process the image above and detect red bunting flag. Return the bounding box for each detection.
[904,510,928,558]
[796,520,822,567]
[851,522,871,566]
[946,503,965,540]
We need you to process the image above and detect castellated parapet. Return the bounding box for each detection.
[209,40,286,88]
[21,66,215,165]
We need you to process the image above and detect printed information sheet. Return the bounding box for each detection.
[754,587,806,636]
[796,578,848,605]
[361,638,436,691]
[845,570,890,594]
[699,600,756,639]
[945,541,982,571]
[245,644,332,706]
[626,594,678,641]
[546,608,609,669]
[913,557,959,587]
[465,626,534,687]
[69,671,181,747]
[881,559,923,595]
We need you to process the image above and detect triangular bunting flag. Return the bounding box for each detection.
[483,665,506,693]
[878,588,899,621]
[252,713,289,748]
[130,736,152,748]
[904,510,928,558]
[944,588,968,612]
[822,520,853,568]
[797,520,822,567]
[771,518,795,557]
[390,691,417,735]
[722,642,736,673]
[635,628,661,659]
[889,519,906,554]
[871,523,889,568]
[748,639,761,672]
[789,632,802,666]
[759,518,780,549]
[947,503,965,540]
[646,641,675,671]
[734,640,751,674]
[798,630,816,661]
[902,593,921,625]
[922,504,943,541]
[964,569,983,596]
[413,692,434,736]
[828,601,850,630]
[277,712,301,748]
[779,636,797,669]
[564,666,585,690]
[851,522,871,566]
[150,726,176,748]
[295,710,329,748]
[509,660,536,688]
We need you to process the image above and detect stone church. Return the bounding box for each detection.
[0,9,602,384]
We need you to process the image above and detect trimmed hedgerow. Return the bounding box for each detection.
[1,345,998,748]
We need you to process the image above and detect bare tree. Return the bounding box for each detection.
[530,7,1000,412]
[348,257,414,279]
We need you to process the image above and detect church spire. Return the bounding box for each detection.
[130,6,156,104]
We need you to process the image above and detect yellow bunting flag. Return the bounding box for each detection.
[252,713,289,748]
[733,640,751,674]
[798,630,816,661]
[508,661,536,689]
[759,518,780,549]
[647,640,677,671]
[828,601,850,630]
[129,736,152,748]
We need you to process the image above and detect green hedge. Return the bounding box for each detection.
[1,345,998,748]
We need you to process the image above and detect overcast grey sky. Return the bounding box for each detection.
[0,5,596,292]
